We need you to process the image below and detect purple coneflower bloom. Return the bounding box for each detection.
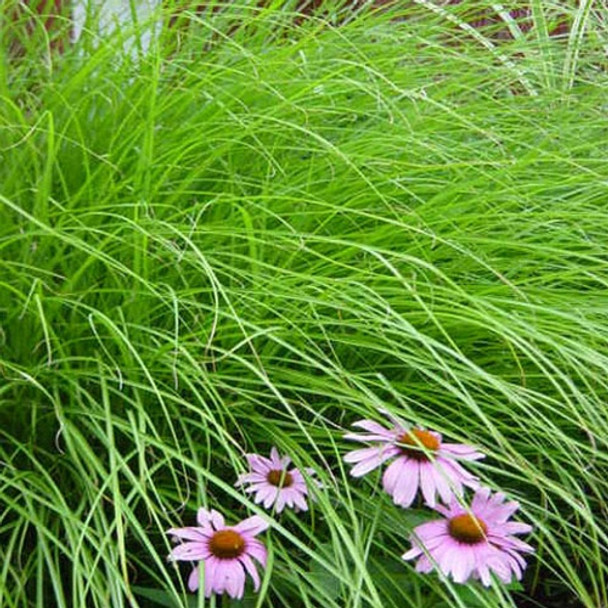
[236,447,318,513]
[167,508,268,598]
[344,411,484,507]
[403,488,534,586]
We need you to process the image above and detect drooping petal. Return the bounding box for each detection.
[263,487,279,509]
[235,472,267,486]
[490,500,520,524]
[440,443,485,460]
[411,519,448,543]
[434,502,453,518]
[292,480,308,497]
[246,539,268,566]
[269,447,283,468]
[431,537,456,576]
[197,508,225,531]
[439,457,479,484]
[451,546,475,583]
[234,515,269,538]
[402,546,422,561]
[493,535,535,554]
[169,541,210,562]
[504,551,523,580]
[471,487,492,511]
[430,463,457,505]
[203,556,221,597]
[377,408,408,431]
[391,460,420,507]
[487,551,513,583]
[346,446,398,477]
[478,562,492,587]
[344,446,382,464]
[420,462,438,507]
[244,482,269,495]
[283,490,295,510]
[290,469,305,485]
[292,490,309,511]
[188,566,200,592]
[239,554,261,591]
[222,560,247,599]
[246,453,273,473]
[244,484,265,496]
[253,485,278,507]
[275,492,286,513]
[500,521,534,536]
[414,554,434,573]
[167,526,210,542]
[345,419,399,442]
[489,491,508,507]
[382,456,407,494]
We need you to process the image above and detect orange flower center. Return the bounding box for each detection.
[397,429,440,461]
[266,469,293,488]
[209,529,246,559]
[448,514,488,544]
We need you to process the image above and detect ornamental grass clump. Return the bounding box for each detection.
[3,1,607,607]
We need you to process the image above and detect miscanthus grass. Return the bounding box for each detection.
[1,1,607,606]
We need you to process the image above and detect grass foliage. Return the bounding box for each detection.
[1,1,607,606]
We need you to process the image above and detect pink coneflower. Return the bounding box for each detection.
[403,488,534,586]
[236,447,318,513]
[344,411,484,507]
[167,508,268,598]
